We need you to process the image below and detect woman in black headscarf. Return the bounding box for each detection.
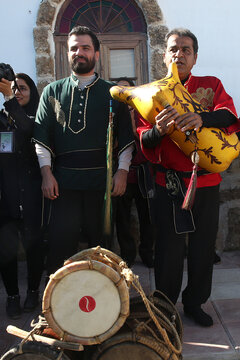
[0,72,45,319]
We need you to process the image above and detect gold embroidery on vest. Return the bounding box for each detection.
[49,96,66,127]
[191,87,214,109]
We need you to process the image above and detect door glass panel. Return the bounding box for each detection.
[110,49,135,78]
[57,0,147,34]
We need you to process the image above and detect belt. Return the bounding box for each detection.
[55,149,106,169]
[156,164,210,178]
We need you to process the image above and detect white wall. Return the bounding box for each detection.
[158,0,240,115]
[0,0,40,107]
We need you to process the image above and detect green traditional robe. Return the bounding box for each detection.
[33,74,134,190]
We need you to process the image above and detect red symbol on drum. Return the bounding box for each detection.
[79,296,96,312]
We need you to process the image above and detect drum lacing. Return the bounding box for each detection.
[121,267,134,285]
[132,326,179,360]
[18,315,48,353]
[135,318,160,342]
[149,291,182,329]
[92,245,103,256]
[93,335,102,344]
[147,298,182,339]
[87,259,94,270]
[92,246,122,266]
[120,267,182,355]
[119,260,129,269]
[126,273,182,356]
[115,276,124,287]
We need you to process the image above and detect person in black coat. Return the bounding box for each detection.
[0,72,45,319]
[114,77,155,268]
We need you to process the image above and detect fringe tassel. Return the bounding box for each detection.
[103,100,113,237]
[182,151,199,210]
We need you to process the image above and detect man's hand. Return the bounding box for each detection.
[155,106,179,135]
[112,169,128,197]
[41,165,59,200]
[175,112,203,132]
[0,78,13,97]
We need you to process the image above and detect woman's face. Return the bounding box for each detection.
[12,78,30,107]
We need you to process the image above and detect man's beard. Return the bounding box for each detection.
[71,56,96,74]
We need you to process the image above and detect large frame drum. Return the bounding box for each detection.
[42,248,130,345]
[0,342,72,360]
[90,332,167,359]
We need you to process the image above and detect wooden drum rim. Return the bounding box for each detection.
[42,260,129,345]
[64,247,124,269]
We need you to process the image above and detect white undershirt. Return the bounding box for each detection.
[74,74,96,89]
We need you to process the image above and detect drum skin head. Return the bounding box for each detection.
[42,260,129,345]
[50,269,121,337]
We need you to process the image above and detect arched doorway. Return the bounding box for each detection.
[54,0,148,85]
[34,0,168,93]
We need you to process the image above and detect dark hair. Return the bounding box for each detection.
[165,28,198,54]
[116,77,135,86]
[68,26,100,52]
[15,73,40,116]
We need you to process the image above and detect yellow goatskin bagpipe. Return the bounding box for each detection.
[110,62,240,173]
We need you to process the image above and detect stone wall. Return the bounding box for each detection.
[138,0,168,80]
[218,156,240,251]
[34,0,64,94]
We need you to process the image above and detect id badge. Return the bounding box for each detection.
[0,131,15,153]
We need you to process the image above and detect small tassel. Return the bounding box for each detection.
[182,151,199,210]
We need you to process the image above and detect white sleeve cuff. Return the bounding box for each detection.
[118,144,134,172]
[35,143,51,168]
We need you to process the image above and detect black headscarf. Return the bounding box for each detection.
[15,73,39,117]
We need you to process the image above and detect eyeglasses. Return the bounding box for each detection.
[11,85,29,93]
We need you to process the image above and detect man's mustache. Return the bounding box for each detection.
[74,56,88,62]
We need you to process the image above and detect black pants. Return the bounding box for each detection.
[115,183,155,263]
[0,219,45,296]
[154,184,219,306]
[46,188,105,276]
